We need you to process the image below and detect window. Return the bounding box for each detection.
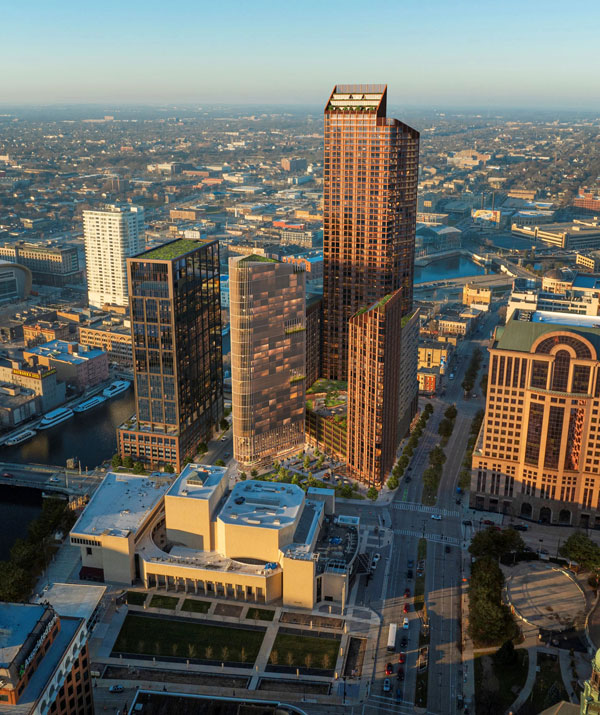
[552,351,570,392]
[531,361,548,389]
[525,403,544,466]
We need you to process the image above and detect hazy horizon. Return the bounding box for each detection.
[3,0,600,111]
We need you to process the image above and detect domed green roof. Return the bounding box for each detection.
[594,648,600,671]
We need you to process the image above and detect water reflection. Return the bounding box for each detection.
[2,391,136,469]
[414,255,486,284]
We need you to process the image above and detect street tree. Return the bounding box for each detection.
[559,532,600,570]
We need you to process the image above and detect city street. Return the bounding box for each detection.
[357,307,499,714]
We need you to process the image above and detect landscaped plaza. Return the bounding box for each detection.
[89,585,377,702]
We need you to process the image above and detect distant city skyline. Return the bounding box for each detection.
[3,0,600,109]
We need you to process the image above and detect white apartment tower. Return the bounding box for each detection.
[83,204,145,308]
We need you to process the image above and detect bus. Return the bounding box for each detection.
[387,623,398,651]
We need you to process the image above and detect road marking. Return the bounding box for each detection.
[391,502,460,518]
[393,529,461,546]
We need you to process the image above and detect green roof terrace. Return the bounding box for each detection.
[140,239,209,261]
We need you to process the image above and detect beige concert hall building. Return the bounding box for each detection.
[471,310,600,528]
[70,465,360,610]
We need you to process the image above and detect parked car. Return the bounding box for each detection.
[396,686,403,702]
[445,545,451,554]
[386,662,394,675]
[407,559,414,568]
[513,524,528,531]
[109,685,124,693]
[404,588,410,598]
[48,476,59,483]
[383,678,391,693]
[406,569,413,579]
[431,514,442,521]
[398,651,406,664]
[372,553,381,565]
[403,603,409,613]
[397,666,405,681]
[400,636,408,648]
[462,520,473,526]
[482,519,494,525]
[1,471,14,478]
[402,617,409,629]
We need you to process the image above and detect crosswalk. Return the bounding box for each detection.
[392,502,460,518]
[365,694,439,715]
[393,528,461,547]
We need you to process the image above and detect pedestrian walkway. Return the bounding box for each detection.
[391,502,460,518]
[33,542,81,596]
[559,648,579,703]
[249,621,280,690]
[393,528,461,546]
[505,629,539,715]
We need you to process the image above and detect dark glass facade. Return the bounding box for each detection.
[322,84,419,380]
[347,290,403,487]
[118,239,224,470]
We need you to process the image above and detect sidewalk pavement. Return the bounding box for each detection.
[559,648,579,704]
[249,620,281,689]
[505,628,539,715]
[33,541,81,596]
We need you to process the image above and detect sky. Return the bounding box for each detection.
[2,0,600,110]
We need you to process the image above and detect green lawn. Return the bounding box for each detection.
[417,537,427,561]
[270,632,339,671]
[126,591,147,606]
[113,614,265,663]
[181,598,211,614]
[474,649,529,715]
[149,595,179,610]
[522,653,568,715]
[247,607,275,621]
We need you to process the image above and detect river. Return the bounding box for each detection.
[414,254,486,283]
[0,390,136,560]
[0,486,42,560]
[1,389,136,470]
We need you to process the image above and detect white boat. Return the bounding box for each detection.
[6,428,37,446]
[38,407,74,430]
[102,380,131,398]
[73,395,107,413]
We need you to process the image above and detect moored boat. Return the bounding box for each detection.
[38,407,74,430]
[102,380,131,398]
[5,428,37,446]
[73,395,107,413]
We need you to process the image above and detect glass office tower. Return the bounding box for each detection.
[117,238,224,470]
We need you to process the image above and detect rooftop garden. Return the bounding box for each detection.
[239,254,278,264]
[307,379,348,395]
[143,239,204,261]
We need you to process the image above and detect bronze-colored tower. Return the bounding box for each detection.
[322,84,419,380]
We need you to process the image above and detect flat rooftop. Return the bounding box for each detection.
[35,582,106,623]
[15,616,81,715]
[166,463,226,500]
[218,480,304,530]
[0,603,46,668]
[71,472,171,539]
[140,238,209,261]
[531,310,600,328]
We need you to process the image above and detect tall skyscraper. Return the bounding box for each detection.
[322,84,419,380]
[83,203,144,308]
[229,255,306,467]
[117,238,223,471]
[471,310,600,528]
[347,290,403,487]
